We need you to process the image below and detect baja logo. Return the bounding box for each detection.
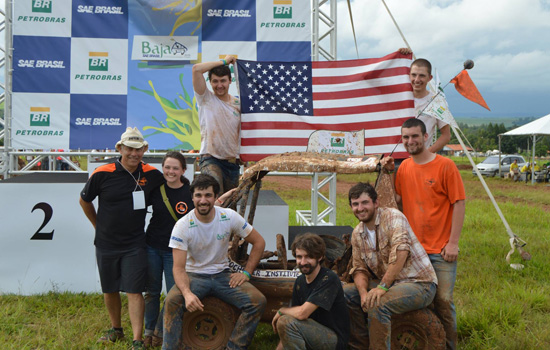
[30,107,50,127]
[138,178,148,186]
[89,52,109,71]
[273,0,292,19]
[32,0,52,13]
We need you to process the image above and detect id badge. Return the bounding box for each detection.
[133,191,146,210]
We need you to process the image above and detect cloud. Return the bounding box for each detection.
[334,0,550,98]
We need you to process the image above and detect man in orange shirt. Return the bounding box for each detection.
[383,118,465,350]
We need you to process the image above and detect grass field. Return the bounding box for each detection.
[2,158,550,349]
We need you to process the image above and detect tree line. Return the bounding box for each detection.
[450,117,550,157]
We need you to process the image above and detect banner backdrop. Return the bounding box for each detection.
[12,0,312,150]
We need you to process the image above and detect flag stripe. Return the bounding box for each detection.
[237,52,414,162]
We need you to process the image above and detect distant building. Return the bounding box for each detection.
[441,144,473,157]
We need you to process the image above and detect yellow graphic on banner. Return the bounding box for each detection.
[132,74,200,150]
[153,0,202,37]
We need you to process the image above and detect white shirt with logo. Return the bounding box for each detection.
[196,88,241,160]
[415,92,449,148]
[169,207,253,274]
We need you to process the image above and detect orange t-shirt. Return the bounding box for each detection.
[395,155,465,254]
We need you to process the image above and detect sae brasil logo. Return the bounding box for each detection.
[89,52,109,71]
[30,107,50,127]
[32,0,52,13]
[273,0,292,19]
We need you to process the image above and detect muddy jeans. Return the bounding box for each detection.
[276,315,338,350]
[344,281,436,350]
[429,254,457,350]
[162,270,266,350]
[199,155,240,194]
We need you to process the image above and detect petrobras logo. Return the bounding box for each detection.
[89,52,109,71]
[30,107,50,126]
[260,0,305,28]
[15,106,64,137]
[18,0,66,23]
[331,133,345,148]
[32,0,52,13]
[73,50,122,81]
[220,211,230,221]
[273,0,292,19]
[131,36,199,61]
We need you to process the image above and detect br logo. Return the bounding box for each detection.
[89,52,109,71]
[32,0,52,13]
[30,107,50,127]
[273,0,292,19]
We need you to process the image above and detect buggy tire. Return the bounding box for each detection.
[391,308,446,350]
[182,296,241,350]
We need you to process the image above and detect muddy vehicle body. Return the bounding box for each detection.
[181,152,445,350]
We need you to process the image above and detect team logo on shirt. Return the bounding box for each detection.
[220,211,230,221]
[175,202,188,214]
[242,223,248,230]
[425,178,436,186]
[138,177,148,186]
[189,219,197,228]
[216,231,230,240]
[171,236,183,243]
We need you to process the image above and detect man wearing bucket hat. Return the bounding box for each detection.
[80,127,164,350]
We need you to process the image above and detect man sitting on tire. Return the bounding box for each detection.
[272,233,350,350]
[343,182,438,350]
[162,174,266,350]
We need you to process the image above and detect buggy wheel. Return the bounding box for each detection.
[182,296,240,350]
[391,308,445,350]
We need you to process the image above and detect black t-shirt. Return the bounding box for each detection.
[80,158,163,249]
[146,182,194,251]
[291,267,350,350]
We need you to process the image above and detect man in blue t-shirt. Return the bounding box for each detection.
[272,233,350,350]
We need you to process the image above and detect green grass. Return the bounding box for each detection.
[2,162,550,349]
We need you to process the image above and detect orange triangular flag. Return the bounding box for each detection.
[451,70,490,111]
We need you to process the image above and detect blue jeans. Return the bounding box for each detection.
[162,270,266,350]
[276,315,338,350]
[199,155,240,194]
[344,281,436,350]
[429,253,458,350]
[144,246,175,337]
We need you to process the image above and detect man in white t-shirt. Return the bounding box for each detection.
[162,174,266,350]
[399,49,451,153]
[192,55,241,194]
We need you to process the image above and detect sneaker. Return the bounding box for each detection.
[151,335,163,347]
[97,327,124,343]
[131,340,146,350]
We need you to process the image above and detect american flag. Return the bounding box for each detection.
[236,51,414,162]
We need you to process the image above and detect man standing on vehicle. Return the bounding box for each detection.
[344,182,437,350]
[399,48,451,153]
[192,55,241,194]
[79,127,164,350]
[272,233,350,350]
[162,174,266,350]
[383,118,466,350]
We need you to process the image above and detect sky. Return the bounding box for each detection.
[1,0,549,119]
[334,0,550,118]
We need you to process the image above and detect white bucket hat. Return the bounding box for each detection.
[115,127,148,150]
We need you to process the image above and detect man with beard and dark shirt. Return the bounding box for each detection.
[271,233,350,350]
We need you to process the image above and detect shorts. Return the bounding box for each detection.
[95,246,147,293]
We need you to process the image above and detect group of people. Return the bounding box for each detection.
[79,50,465,350]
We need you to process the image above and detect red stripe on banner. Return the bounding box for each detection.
[313,100,414,117]
[313,83,412,100]
[241,138,309,146]
[312,52,411,69]
[241,117,410,131]
[364,135,403,146]
[312,67,410,85]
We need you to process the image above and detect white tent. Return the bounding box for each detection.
[499,113,550,183]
